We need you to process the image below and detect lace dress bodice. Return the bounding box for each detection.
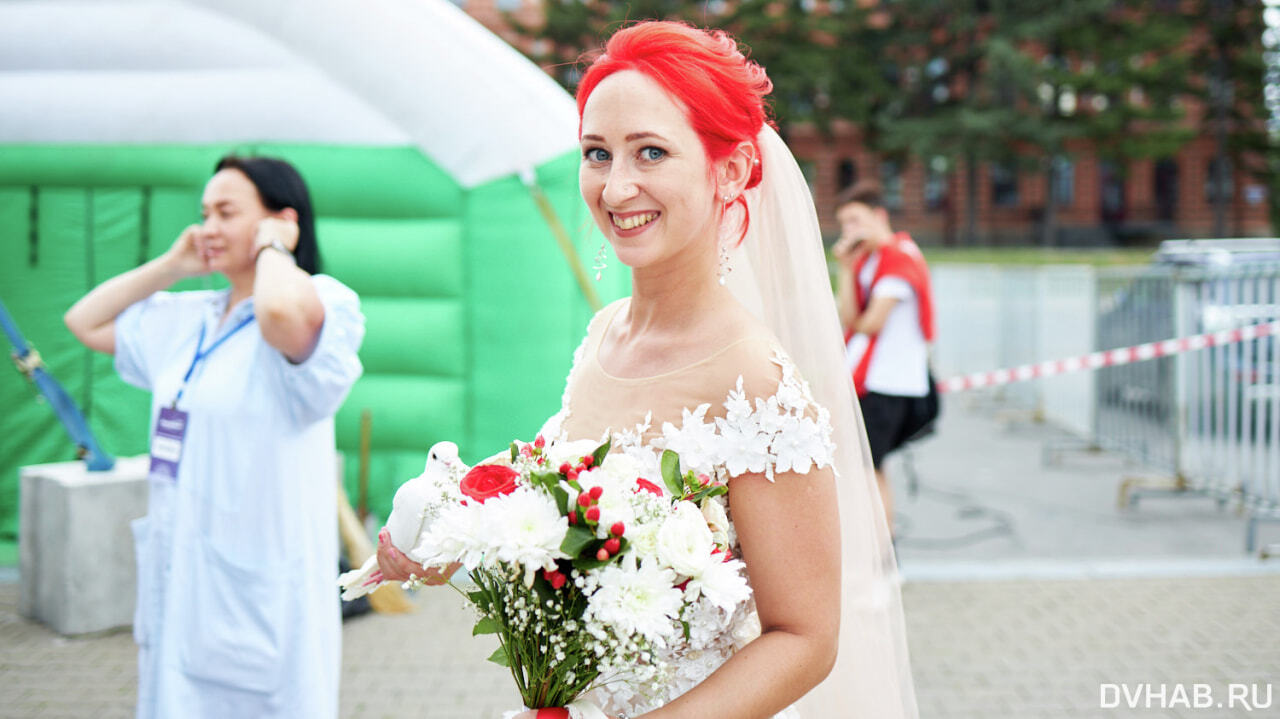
[538,300,836,717]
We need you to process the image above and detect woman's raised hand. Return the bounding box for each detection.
[254,216,300,254]
[161,224,210,278]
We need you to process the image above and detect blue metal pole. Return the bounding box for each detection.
[0,297,115,471]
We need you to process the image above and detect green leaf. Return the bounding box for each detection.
[660,450,684,496]
[487,644,510,667]
[472,616,501,635]
[560,525,597,557]
[571,555,612,572]
[551,486,569,515]
[529,471,561,493]
[681,620,691,641]
[590,438,612,469]
[509,442,518,463]
[467,589,490,611]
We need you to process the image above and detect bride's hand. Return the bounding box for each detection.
[373,529,460,586]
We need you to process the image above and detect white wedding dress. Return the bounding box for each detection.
[539,299,831,718]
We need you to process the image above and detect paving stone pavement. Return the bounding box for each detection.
[3,574,1278,719]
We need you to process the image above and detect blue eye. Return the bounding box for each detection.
[584,148,610,162]
[641,147,667,161]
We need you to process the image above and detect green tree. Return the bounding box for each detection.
[508,1,890,132]
[1020,0,1193,244]
[1191,0,1270,236]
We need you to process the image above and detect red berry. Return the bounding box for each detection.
[567,469,579,481]
[582,455,594,468]
[698,473,711,486]
[596,547,610,561]
[559,463,572,475]
[534,435,546,449]
[577,493,592,508]
[588,486,603,500]
[544,569,566,590]
[604,538,621,554]
[568,511,578,525]
[611,522,625,537]
[586,506,601,522]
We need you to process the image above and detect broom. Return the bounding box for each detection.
[336,410,416,614]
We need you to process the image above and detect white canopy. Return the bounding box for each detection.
[0,0,580,187]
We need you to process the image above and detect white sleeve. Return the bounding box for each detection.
[113,292,207,391]
[272,275,365,426]
[870,276,914,301]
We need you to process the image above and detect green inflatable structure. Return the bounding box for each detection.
[0,0,625,562]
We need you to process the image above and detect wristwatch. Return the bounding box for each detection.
[255,238,296,265]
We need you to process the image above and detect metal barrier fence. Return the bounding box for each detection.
[933,262,1280,551]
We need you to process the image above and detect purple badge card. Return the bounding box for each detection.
[149,407,188,481]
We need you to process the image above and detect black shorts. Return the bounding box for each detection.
[859,391,915,469]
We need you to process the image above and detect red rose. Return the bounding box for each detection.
[634,478,664,496]
[459,464,519,503]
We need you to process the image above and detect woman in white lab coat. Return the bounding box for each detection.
[65,156,364,718]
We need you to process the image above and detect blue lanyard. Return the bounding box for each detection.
[171,314,256,408]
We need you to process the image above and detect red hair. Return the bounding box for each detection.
[576,21,774,245]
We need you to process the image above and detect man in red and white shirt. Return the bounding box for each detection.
[833,180,935,533]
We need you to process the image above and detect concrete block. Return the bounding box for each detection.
[19,456,148,635]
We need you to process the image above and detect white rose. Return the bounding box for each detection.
[656,501,714,578]
[700,496,731,550]
[547,438,601,468]
[627,520,662,560]
[599,451,642,485]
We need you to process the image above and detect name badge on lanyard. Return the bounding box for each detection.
[149,312,255,483]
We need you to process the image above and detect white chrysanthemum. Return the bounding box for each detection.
[484,488,571,585]
[656,502,714,578]
[416,488,568,586]
[413,500,488,570]
[586,556,682,644]
[686,557,751,613]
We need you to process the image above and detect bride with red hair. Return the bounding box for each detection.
[380,20,917,719]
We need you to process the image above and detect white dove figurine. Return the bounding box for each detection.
[338,440,464,600]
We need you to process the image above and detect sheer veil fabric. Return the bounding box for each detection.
[724,126,919,718]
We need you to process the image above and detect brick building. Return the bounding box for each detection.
[456,0,1273,245]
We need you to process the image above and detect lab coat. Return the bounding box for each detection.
[116,275,364,719]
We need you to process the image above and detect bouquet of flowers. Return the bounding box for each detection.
[407,435,752,715]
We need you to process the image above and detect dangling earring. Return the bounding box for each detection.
[592,242,608,281]
[718,193,735,285]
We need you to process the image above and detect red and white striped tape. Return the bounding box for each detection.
[939,320,1280,394]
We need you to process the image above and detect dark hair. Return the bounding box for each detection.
[835,179,885,212]
[214,155,321,275]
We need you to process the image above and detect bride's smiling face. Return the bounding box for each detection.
[579,70,720,274]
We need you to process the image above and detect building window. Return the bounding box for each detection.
[880,160,903,211]
[1154,158,1179,222]
[1051,156,1074,206]
[924,156,948,212]
[1204,157,1234,203]
[990,162,1019,208]
[837,159,858,191]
